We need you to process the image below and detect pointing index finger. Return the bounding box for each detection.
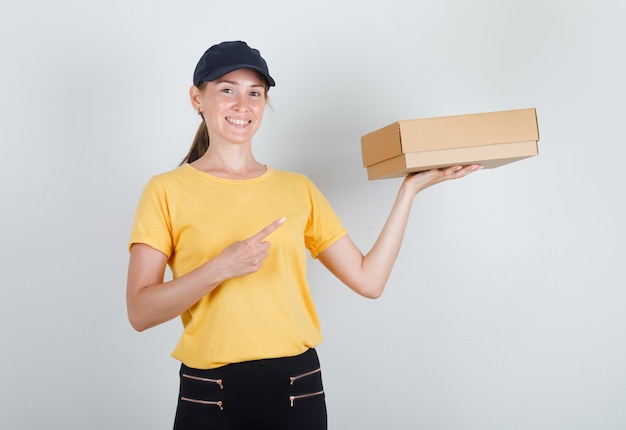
[253,217,286,242]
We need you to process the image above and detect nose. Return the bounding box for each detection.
[233,94,248,112]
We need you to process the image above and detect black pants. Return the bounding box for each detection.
[173,349,327,430]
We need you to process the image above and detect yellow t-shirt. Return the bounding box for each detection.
[129,164,347,369]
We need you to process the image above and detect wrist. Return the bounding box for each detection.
[398,178,422,200]
[198,257,229,291]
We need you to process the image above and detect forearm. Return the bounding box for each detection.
[319,183,415,299]
[127,219,284,331]
[320,165,481,298]
[360,184,415,295]
[127,253,227,332]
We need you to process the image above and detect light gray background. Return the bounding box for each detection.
[1,0,624,429]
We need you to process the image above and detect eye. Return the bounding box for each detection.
[221,88,234,94]
[250,90,262,97]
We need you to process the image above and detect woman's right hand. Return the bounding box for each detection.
[212,217,286,279]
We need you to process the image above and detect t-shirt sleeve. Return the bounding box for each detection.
[304,178,347,258]
[128,176,174,258]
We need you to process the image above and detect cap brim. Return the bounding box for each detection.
[194,64,275,87]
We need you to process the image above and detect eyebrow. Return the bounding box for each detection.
[216,79,265,88]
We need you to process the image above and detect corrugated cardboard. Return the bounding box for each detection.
[361,108,539,180]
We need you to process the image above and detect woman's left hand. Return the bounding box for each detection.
[402,164,483,196]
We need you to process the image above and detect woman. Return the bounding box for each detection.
[126,40,481,430]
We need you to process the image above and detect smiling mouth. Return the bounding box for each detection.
[226,117,250,126]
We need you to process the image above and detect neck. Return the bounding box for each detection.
[191,143,266,179]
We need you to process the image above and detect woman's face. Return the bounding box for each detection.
[193,68,268,145]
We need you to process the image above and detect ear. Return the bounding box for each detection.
[189,85,202,112]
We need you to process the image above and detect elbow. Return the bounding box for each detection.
[356,282,385,299]
[130,321,148,333]
[127,308,150,332]
[126,292,158,332]
[128,315,147,332]
[364,289,384,300]
[346,278,386,299]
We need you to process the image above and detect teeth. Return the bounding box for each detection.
[226,117,248,125]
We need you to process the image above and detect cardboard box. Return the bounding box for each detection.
[361,108,539,180]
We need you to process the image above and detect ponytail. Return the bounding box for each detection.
[180,81,209,166]
[180,115,209,165]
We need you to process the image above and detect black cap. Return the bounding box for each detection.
[193,41,275,87]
